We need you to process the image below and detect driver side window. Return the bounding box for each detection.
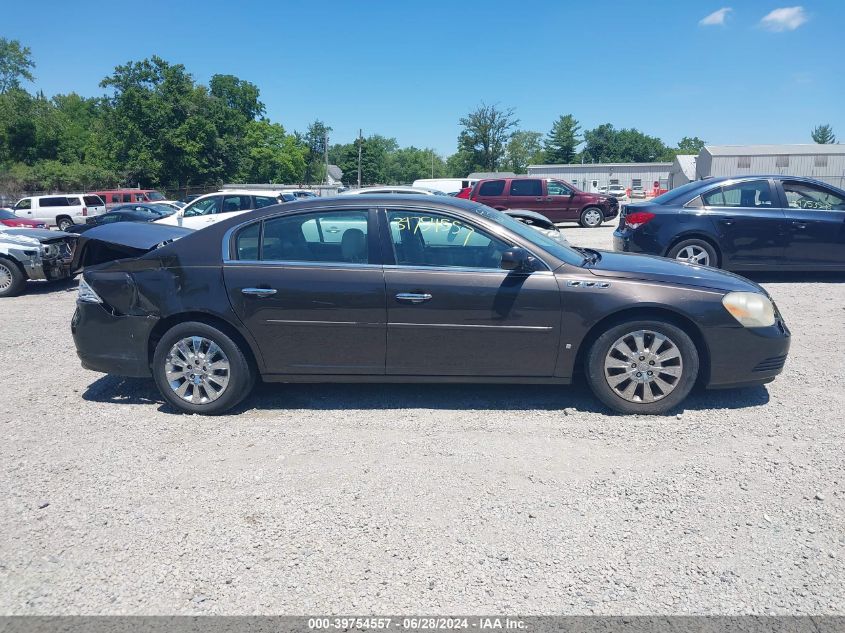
[782,181,845,211]
[184,196,222,217]
[386,210,510,269]
[547,180,572,196]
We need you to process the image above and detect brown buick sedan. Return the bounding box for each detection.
[71,196,790,415]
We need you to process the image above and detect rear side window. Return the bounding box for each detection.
[254,196,278,209]
[509,180,542,196]
[40,197,71,207]
[84,195,103,206]
[122,194,132,203]
[702,180,773,208]
[221,195,251,213]
[478,180,505,196]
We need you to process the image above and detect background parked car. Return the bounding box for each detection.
[89,189,168,207]
[607,184,627,199]
[63,204,174,234]
[504,209,569,245]
[469,177,618,228]
[156,191,283,229]
[630,186,647,199]
[0,208,46,229]
[340,186,447,196]
[0,227,76,297]
[13,194,106,230]
[614,175,845,270]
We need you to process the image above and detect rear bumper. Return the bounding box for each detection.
[71,303,156,377]
[704,320,791,389]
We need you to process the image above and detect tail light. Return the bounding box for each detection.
[625,211,655,229]
[82,207,88,216]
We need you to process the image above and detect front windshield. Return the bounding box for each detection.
[474,205,584,266]
[146,191,166,201]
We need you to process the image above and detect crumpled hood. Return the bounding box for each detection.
[0,227,73,245]
[586,250,764,294]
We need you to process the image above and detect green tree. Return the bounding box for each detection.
[445,149,479,178]
[237,119,306,184]
[582,124,669,163]
[304,119,332,184]
[811,124,836,144]
[457,103,518,171]
[504,130,545,173]
[676,136,706,154]
[544,115,580,164]
[209,74,264,120]
[0,38,35,93]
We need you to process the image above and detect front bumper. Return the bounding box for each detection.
[71,303,157,377]
[704,318,791,389]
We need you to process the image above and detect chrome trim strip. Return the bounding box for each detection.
[266,320,381,328]
[225,259,382,270]
[383,264,554,275]
[389,323,553,332]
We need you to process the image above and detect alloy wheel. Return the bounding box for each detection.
[603,329,684,403]
[164,336,231,404]
[0,263,12,292]
[675,244,710,266]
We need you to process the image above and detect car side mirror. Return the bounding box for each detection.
[500,247,535,272]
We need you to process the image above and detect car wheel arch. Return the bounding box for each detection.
[665,233,722,266]
[147,311,264,376]
[571,306,711,387]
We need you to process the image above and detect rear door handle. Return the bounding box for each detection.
[791,221,808,229]
[395,292,432,304]
[242,287,277,297]
[719,217,735,226]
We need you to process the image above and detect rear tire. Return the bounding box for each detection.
[152,321,255,415]
[585,319,699,415]
[667,238,719,268]
[0,258,26,298]
[579,207,604,228]
[57,216,73,231]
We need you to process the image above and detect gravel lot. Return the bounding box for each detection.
[1,223,843,615]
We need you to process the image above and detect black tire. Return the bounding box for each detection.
[0,258,27,298]
[152,321,255,415]
[579,207,604,228]
[56,216,73,231]
[585,319,699,415]
[667,238,719,268]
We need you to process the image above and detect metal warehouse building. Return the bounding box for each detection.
[695,144,845,189]
[527,162,671,193]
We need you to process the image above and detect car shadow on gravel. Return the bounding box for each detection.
[23,277,78,295]
[81,374,771,416]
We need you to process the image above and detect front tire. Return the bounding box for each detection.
[667,238,719,268]
[579,207,604,228]
[152,321,254,415]
[585,320,699,415]
[57,217,73,231]
[0,258,26,298]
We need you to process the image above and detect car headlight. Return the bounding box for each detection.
[77,278,102,304]
[722,291,775,327]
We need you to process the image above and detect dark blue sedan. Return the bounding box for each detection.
[613,176,845,270]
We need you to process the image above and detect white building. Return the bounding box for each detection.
[668,154,697,189]
[696,144,845,189]
[527,162,671,193]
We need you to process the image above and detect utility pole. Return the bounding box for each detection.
[357,129,362,189]
[324,132,329,185]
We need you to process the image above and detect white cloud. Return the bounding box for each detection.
[760,6,808,31]
[699,7,732,26]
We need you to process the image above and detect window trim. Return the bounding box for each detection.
[379,206,551,272]
[222,206,378,264]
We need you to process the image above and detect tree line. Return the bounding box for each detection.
[0,38,837,195]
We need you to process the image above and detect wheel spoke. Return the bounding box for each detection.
[603,329,685,404]
[164,336,231,404]
[607,372,631,388]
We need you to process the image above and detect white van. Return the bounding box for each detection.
[412,178,478,195]
[14,194,106,230]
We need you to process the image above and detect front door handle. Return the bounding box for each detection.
[395,292,432,304]
[719,217,735,226]
[242,287,277,297]
[791,221,808,229]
